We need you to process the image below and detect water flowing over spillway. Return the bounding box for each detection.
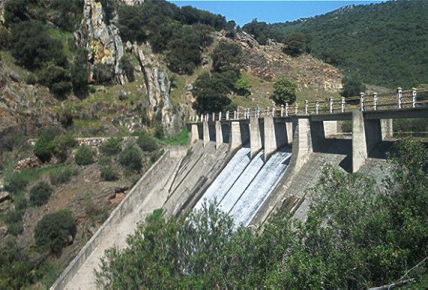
[195,147,292,226]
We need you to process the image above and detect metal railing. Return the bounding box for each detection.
[189,88,428,122]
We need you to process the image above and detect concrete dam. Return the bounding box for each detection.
[52,93,428,288]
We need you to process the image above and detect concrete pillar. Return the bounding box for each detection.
[230,121,242,151]
[203,121,210,147]
[323,121,338,137]
[215,121,223,149]
[381,119,393,139]
[263,116,276,162]
[191,123,199,143]
[293,117,312,172]
[286,122,293,144]
[250,117,262,158]
[352,111,367,173]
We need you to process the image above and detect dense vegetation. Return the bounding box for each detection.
[243,1,428,88]
[97,139,428,289]
[117,0,232,75]
[192,41,242,113]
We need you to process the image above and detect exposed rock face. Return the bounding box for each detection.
[75,0,126,84]
[234,31,343,92]
[131,43,183,135]
[0,62,58,150]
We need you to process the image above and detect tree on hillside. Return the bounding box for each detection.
[211,41,242,73]
[271,76,298,105]
[340,76,366,98]
[192,72,236,113]
[70,49,89,99]
[9,21,67,70]
[282,32,311,57]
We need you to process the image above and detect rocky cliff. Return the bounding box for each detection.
[75,0,126,84]
[75,0,182,134]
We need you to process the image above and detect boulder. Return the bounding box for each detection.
[9,72,22,82]
[0,191,10,203]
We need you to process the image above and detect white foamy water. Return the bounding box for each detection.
[218,151,265,213]
[193,147,251,211]
[194,147,292,227]
[230,151,292,226]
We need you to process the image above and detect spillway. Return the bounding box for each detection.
[218,151,264,213]
[194,147,292,226]
[193,147,251,211]
[230,151,292,226]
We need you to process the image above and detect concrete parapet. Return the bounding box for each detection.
[352,111,367,173]
[250,117,262,158]
[215,121,223,149]
[264,116,276,162]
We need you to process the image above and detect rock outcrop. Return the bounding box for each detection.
[131,43,183,135]
[75,0,126,84]
[234,31,343,92]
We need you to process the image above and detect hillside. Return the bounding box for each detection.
[243,0,428,88]
[0,0,346,288]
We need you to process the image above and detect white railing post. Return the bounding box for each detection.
[212,112,215,121]
[247,108,250,119]
[373,92,378,111]
[281,104,284,117]
[295,103,298,115]
[412,88,417,108]
[233,110,237,120]
[226,111,229,120]
[329,97,333,114]
[360,92,365,111]
[305,100,308,115]
[316,101,320,115]
[285,103,289,117]
[219,112,222,121]
[272,107,275,117]
[397,87,402,109]
[200,114,203,122]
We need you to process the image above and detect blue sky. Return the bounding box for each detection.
[168,1,384,26]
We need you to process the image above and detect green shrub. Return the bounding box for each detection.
[7,221,24,236]
[341,120,352,133]
[25,72,37,85]
[51,135,77,162]
[34,210,76,254]
[137,133,158,152]
[49,167,77,185]
[99,137,123,156]
[34,137,54,163]
[100,166,118,181]
[5,209,25,235]
[29,181,53,206]
[75,145,95,166]
[119,144,142,172]
[4,172,29,194]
